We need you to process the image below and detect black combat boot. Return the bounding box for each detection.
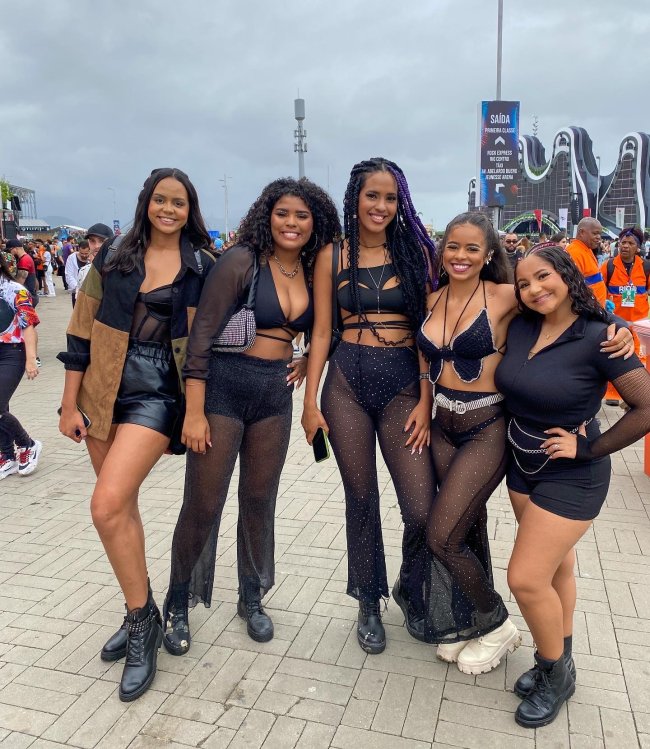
[357,599,386,654]
[101,579,154,662]
[237,588,274,643]
[118,594,163,702]
[514,651,576,698]
[391,579,425,642]
[101,604,128,662]
[162,582,191,656]
[515,652,575,728]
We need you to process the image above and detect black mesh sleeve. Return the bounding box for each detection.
[182,245,255,381]
[576,367,650,460]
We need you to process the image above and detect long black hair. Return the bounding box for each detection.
[237,177,341,282]
[342,158,435,337]
[105,168,210,274]
[436,212,509,287]
[515,243,608,322]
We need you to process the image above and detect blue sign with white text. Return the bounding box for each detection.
[479,100,520,207]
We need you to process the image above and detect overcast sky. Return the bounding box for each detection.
[2,0,649,232]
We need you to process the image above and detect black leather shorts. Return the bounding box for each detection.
[113,340,181,438]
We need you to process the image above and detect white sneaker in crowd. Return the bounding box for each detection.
[456,618,521,675]
[0,456,18,480]
[17,440,42,476]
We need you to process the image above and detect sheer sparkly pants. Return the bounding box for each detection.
[322,343,436,610]
[424,385,508,642]
[168,353,293,607]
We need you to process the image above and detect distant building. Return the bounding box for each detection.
[468,128,650,234]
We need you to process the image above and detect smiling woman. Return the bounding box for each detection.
[163,177,340,654]
[57,167,215,702]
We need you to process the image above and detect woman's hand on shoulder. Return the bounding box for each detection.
[602,324,634,359]
[182,411,212,454]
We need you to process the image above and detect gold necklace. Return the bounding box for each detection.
[359,241,388,249]
[273,253,301,279]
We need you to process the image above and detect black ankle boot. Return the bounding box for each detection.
[162,583,191,656]
[101,604,128,661]
[514,652,576,698]
[118,595,163,702]
[237,595,273,643]
[515,652,575,728]
[357,599,386,654]
[391,579,425,642]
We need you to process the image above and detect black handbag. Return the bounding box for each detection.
[212,254,259,352]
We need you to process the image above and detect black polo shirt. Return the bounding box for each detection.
[495,313,643,429]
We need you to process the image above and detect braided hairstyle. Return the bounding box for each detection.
[436,212,509,287]
[515,243,608,322]
[342,158,436,340]
[237,177,341,283]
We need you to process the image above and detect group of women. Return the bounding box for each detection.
[57,162,650,728]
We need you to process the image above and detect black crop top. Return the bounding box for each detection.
[417,284,497,383]
[130,284,173,343]
[336,264,405,316]
[255,262,313,335]
[183,245,313,380]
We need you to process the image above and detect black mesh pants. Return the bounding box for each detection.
[322,343,436,611]
[168,353,293,607]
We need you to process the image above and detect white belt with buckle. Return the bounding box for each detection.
[434,391,504,415]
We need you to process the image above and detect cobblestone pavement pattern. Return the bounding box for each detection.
[1,290,649,749]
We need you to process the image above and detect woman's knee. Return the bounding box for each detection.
[90,487,132,535]
[507,560,539,600]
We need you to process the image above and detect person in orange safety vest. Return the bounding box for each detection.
[602,226,649,406]
[566,217,607,306]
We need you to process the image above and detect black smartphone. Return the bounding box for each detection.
[312,428,330,463]
[57,406,92,430]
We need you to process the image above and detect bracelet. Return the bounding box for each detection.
[419,372,430,381]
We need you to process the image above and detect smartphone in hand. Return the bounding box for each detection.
[312,428,330,463]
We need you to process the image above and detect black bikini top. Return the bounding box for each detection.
[336,264,405,317]
[131,284,174,343]
[417,282,497,383]
[255,262,313,341]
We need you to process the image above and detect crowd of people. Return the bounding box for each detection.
[1,164,649,729]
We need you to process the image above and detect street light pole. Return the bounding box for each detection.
[595,156,601,221]
[294,98,307,179]
[220,175,231,239]
[106,187,117,223]
[496,0,503,101]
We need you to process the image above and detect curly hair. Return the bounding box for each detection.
[106,168,211,274]
[515,243,608,322]
[436,212,509,287]
[342,157,435,341]
[237,177,341,282]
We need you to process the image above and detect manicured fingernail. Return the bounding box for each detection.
[418,447,422,455]
[411,448,415,455]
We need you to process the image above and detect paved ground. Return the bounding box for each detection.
[1,286,649,749]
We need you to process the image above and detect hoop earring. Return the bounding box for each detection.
[303,232,320,253]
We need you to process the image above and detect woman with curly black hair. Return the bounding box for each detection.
[496,244,650,728]
[164,177,340,651]
[302,157,437,654]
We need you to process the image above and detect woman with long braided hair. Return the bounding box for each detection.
[302,157,437,653]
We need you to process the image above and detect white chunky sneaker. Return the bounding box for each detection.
[0,456,18,480]
[456,618,521,675]
[436,640,469,663]
[17,440,42,476]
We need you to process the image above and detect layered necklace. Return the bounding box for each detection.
[273,253,301,279]
[364,245,389,315]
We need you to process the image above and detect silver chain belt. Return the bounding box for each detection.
[508,417,593,475]
[434,391,504,415]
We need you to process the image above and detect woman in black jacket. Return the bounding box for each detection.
[58,168,214,702]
